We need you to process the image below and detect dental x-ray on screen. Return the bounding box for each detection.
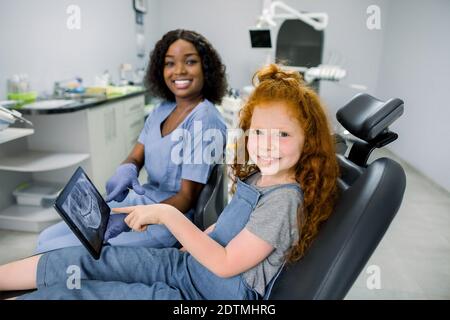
[54,167,110,259]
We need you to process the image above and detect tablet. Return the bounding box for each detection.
[54,167,110,259]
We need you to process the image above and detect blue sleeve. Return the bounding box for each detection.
[138,103,159,144]
[181,112,227,184]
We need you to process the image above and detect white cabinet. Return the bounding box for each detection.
[86,95,145,195]
[0,128,34,144]
[0,133,90,232]
[0,151,90,172]
[86,102,126,195]
[24,95,145,195]
[120,96,146,154]
[0,94,146,232]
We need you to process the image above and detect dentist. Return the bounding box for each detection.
[36,29,228,252]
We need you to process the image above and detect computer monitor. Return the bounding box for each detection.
[249,28,273,48]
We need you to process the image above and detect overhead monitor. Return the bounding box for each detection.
[249,28,273,48]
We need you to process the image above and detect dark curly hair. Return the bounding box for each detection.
[145,29,228,105]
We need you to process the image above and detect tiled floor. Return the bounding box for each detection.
[0,148,449,299]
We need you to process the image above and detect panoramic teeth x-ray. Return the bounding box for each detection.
[63,175,102,230]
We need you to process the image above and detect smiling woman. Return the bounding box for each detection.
[147,29,227,105]
[163,39,204,97]
[160,38,205,137]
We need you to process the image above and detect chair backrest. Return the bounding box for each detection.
[268,93,406,299]
[193,164,227,230]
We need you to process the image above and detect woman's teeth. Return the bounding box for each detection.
[174,80,191,89]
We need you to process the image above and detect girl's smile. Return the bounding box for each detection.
[257,155,281,167]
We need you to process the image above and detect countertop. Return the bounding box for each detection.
[13,90,147,115]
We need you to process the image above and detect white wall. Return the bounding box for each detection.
[376,0,450,191]
[0,0,159,99]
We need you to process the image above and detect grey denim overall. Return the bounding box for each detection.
[20,178,300,300]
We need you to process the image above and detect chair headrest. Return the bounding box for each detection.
[336,93,404,141]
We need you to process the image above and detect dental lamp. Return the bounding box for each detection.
[256,1,328,30]
[250,1,365,90]
[250,1,330,64]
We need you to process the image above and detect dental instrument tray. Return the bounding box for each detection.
[13,181,64,207]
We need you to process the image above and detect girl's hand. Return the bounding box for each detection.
[111,204,175,232]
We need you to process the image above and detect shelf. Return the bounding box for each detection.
[0,204,61,232]
[0,151,90,172]
[0,128,34,144]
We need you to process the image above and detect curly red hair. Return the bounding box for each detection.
[231,64,339,262]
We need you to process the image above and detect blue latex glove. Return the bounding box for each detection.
[105,163,145,203]
[103,213,130,243]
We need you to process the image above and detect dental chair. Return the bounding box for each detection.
[1,94,405,300]
[268,93,406,299]
[193,164,227,230]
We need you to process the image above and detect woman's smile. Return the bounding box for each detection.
[173,79,193,90]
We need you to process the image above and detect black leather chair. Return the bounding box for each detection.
[193,164,227,231]
[268,93,406,299]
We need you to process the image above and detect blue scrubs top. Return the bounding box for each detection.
[138,99,227,203]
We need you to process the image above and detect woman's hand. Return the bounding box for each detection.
[105,163,145,203]
[111,204,176,232]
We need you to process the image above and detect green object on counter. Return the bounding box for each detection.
[7,91,37,106]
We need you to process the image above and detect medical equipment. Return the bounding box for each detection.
[280,65,347,84]
[0,105,33,130]
[251,1,367,90]
[54,167,110,260]
[305,65,367,90]
[256,1,328,30]
[250,1,328,56]
[304,65,347,83]
[249,28,273,48]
